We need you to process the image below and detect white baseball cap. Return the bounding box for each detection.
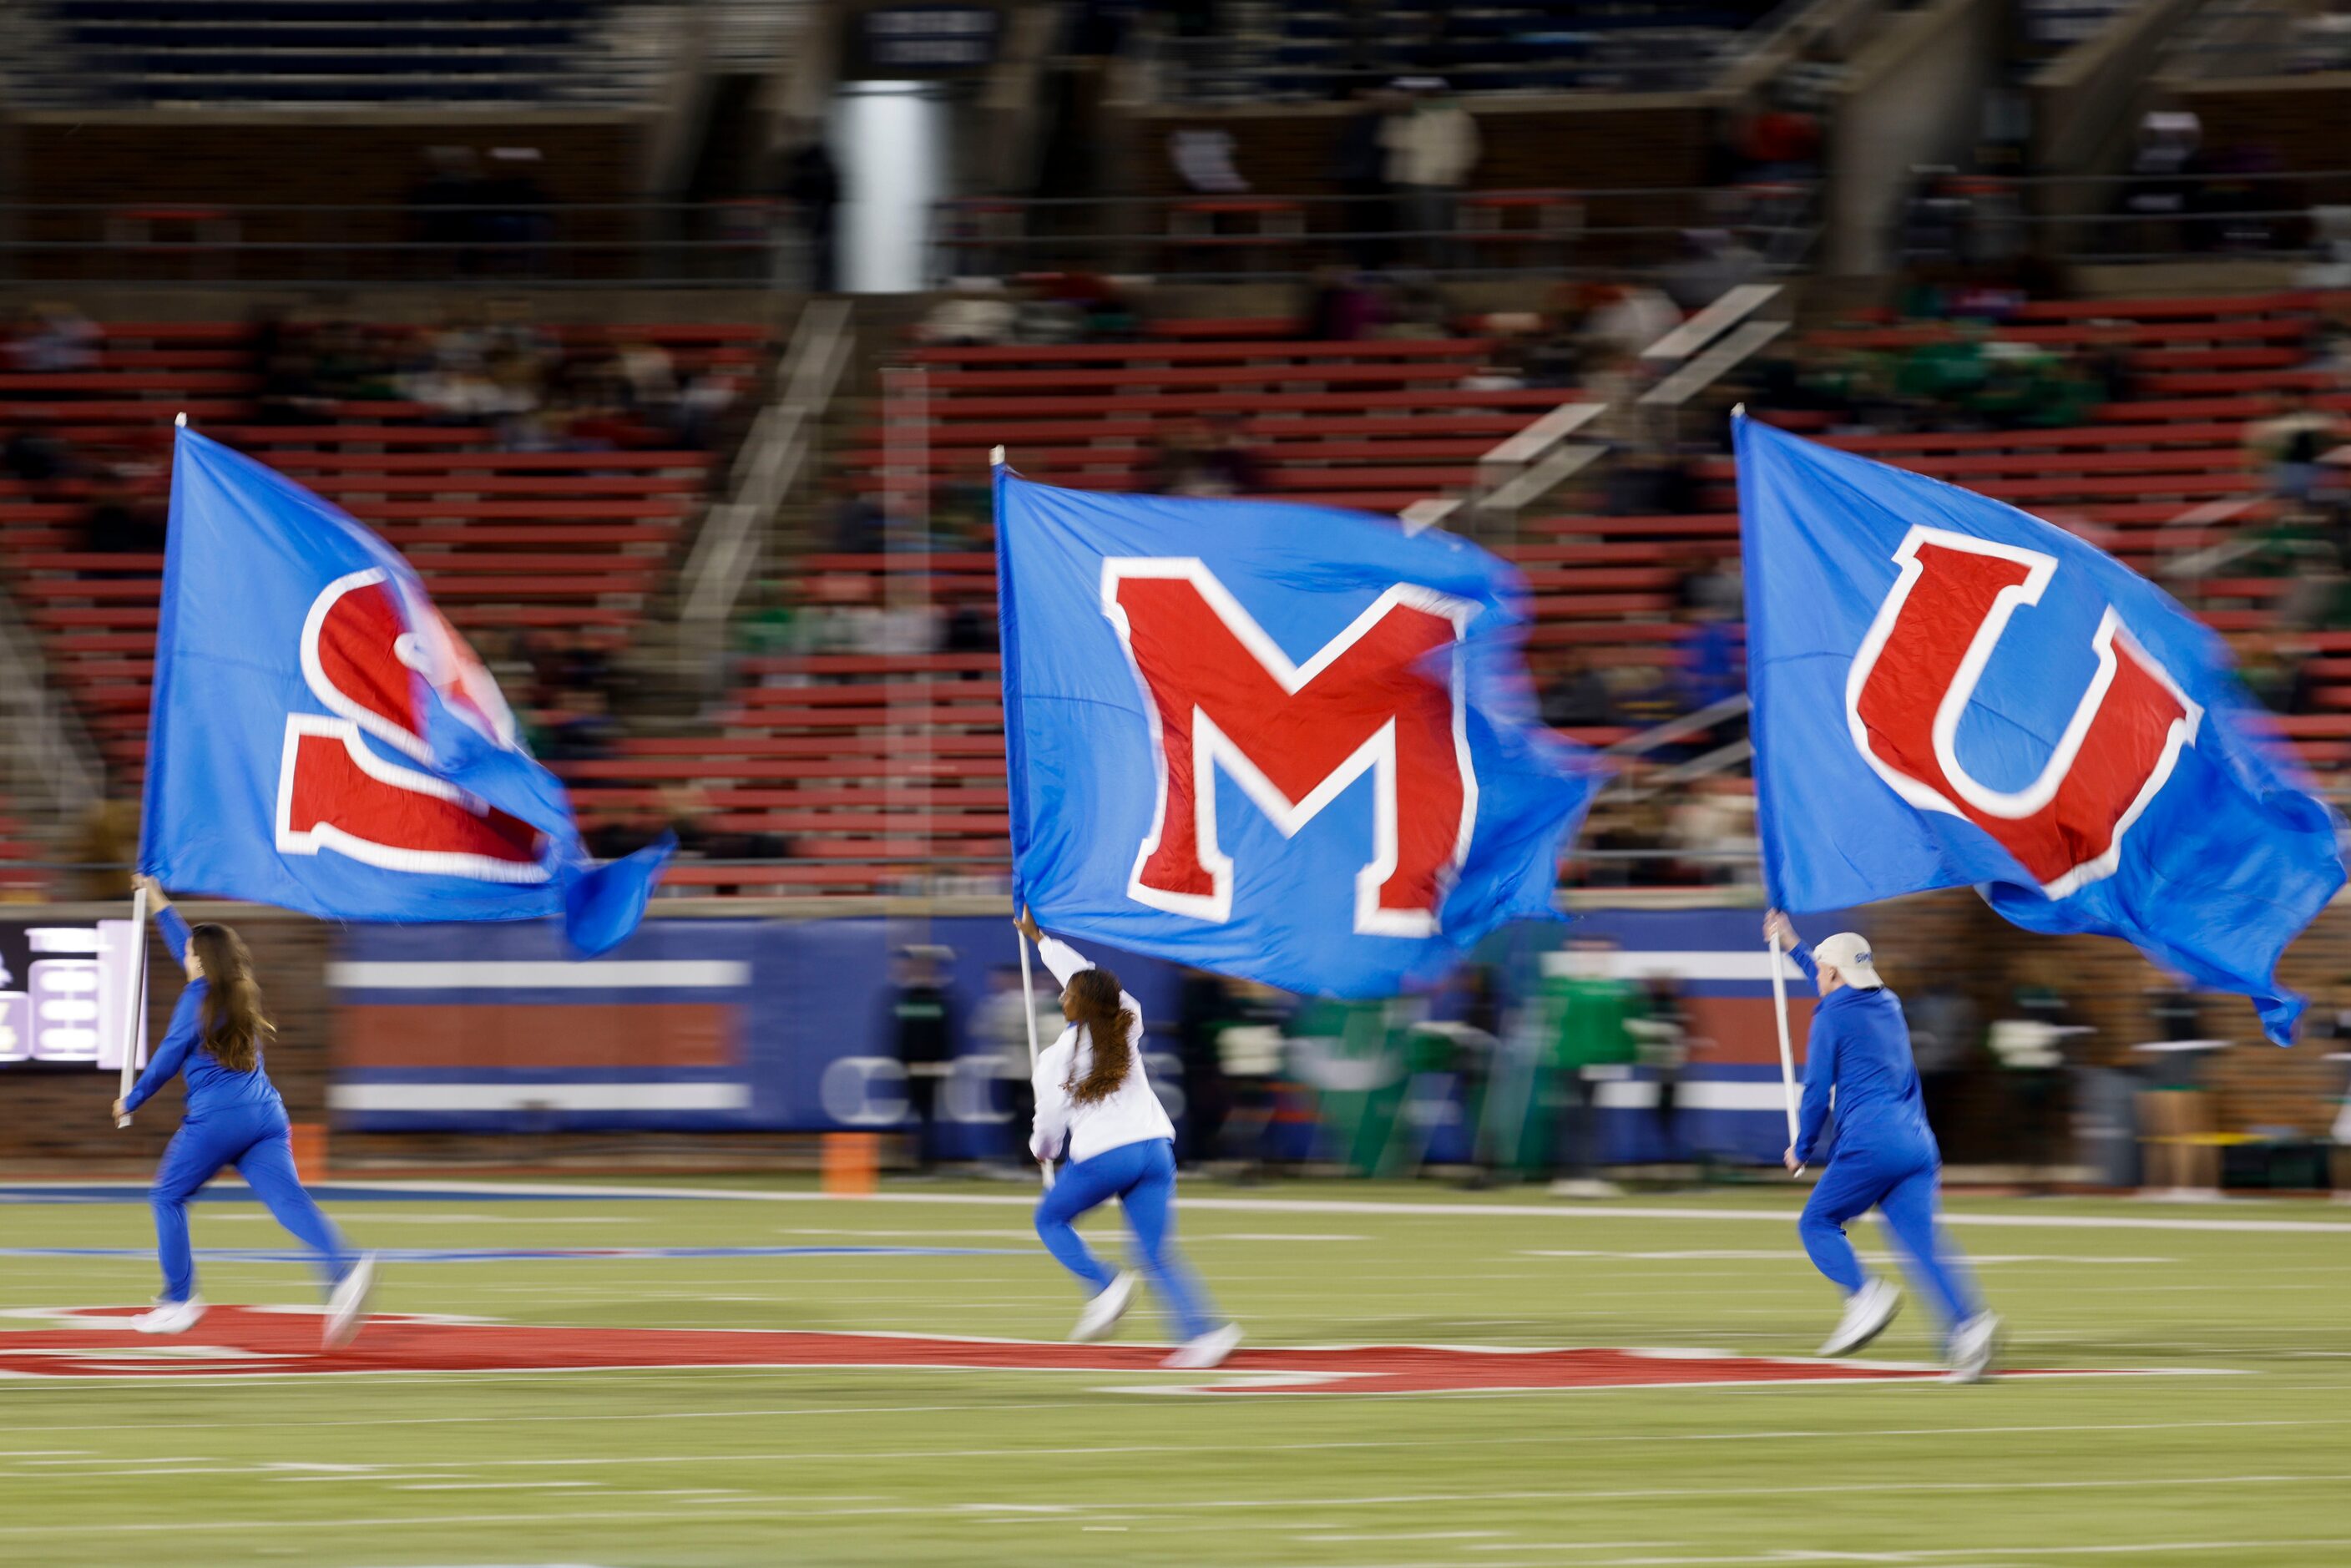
[1813,932,1883,989]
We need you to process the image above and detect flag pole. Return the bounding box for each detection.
[1767,927,1802,1176]
[1016,924,1054,1191]
[114,883,149,1127]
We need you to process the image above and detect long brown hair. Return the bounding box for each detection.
[1061,968,1136,1106]
[189,923,271,1075]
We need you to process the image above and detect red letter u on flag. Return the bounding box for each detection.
[1103,559,1477,935]
[1846,527,2202,897]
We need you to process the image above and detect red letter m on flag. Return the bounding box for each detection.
[1103,559,1477,936]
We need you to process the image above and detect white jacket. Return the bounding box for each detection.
[1028,935,1176,1165]
[1383,102,1480,190]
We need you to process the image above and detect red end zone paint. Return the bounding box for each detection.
[0,1307,2151,1392]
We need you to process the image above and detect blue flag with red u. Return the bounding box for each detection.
[141,427,670,954]
[995,467,1600,996]
[1737,414,2343,1042]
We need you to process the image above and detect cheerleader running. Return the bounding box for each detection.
[116,875,377,1348]
[1015,908,1240,1369]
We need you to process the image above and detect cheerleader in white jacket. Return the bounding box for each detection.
[1017,908,1240,1369]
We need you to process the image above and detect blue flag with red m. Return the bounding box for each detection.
[994,467,1600,996]
[1737,414,2343,1042]
[140,427,670,954]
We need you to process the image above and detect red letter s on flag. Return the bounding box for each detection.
[1104,559,1476,936]
[1847,527,2201,897]
[276,569,546,880]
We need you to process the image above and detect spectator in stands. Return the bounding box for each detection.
[1198,410,1267,494]
[1663,228,1765,315]
[1540,652,1615,731]
[1382,79,1479,268]
[1737,105,1822,185]
[1665,776,1754,888]
[945,600,997,655]
[1331,80,1401,268]
[538,687,618,763]
[1145,419,1215,495]
[82,460,161,557]
[478,148,554,277]
[2246,389,2346,513]
[781,129,842,293]
[1304,266,1380,341]
[3,420,71,492]
[8,302,100,373]
[411,146,483,270]
[1677,605,1744,720]
[1582,283,1679,365]
[1169,126,1249,196]
[919,283,1018,347]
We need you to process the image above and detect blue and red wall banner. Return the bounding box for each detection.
[331,909,1863,1163]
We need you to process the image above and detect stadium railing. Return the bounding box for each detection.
[924,184,1820,285]
[0,200,811,288]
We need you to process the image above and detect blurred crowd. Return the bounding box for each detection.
[252,311,744,453]
[879,922,2242,1185]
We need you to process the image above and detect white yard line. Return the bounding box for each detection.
[2,1427,2338,1485]
[1455,1542,2351,1566]
[273,1181,2351,1236]
[3,1476,2346,1538]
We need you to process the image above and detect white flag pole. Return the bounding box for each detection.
[1768,927,1802,1176]
[114,883,149,1127]
[1016,925,1054,1191]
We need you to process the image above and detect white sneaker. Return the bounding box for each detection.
[1818,1277,1901,1357]
[1161,1322,1243,1370]
[324,1254,377,1350]
[132,1296,206,1335]
[1069,1270,1136,1343]
[1944,1311,2002,1384]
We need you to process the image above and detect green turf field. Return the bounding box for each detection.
[4,1178,2349,1566]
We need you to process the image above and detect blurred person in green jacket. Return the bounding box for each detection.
[1540,936,1646,1196]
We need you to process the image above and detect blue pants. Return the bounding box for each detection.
[1798,1142,1981,1338]
[152,1104,354,1304]
[1034,1137,1217,1342]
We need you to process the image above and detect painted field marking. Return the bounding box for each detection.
[0,1307,2238,1395]
[3,1479,2348,1540]
[17,1178,2351,1237]
[0,1245,1027,1264]
[0,1417,2335,1484]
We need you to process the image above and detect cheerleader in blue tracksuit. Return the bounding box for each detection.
[115,876,377,1347]
[1765,910,2000,1383]
[1015,908,1241,1369]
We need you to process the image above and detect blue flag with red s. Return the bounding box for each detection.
[1737,414,2342,1042]
[995,467,1600,996]
[141,427,670,953]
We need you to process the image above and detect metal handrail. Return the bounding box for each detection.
[678,298,852,671]
[0,583,104,827]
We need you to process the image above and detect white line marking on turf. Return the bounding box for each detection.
[1463,1543,2351,1566]
[1518,1251,2177,1264]
[233,1181,2351,1234]
[3,1479,2347,1539]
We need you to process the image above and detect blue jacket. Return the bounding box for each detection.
[1789,944,1936,1168]
[120,907,285,1121]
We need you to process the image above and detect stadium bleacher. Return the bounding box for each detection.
[0,319,761,792]
[3,289,2340,894]
[1169,1,1786,100]
[575,287,2347,893]
[28,0,633,107]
